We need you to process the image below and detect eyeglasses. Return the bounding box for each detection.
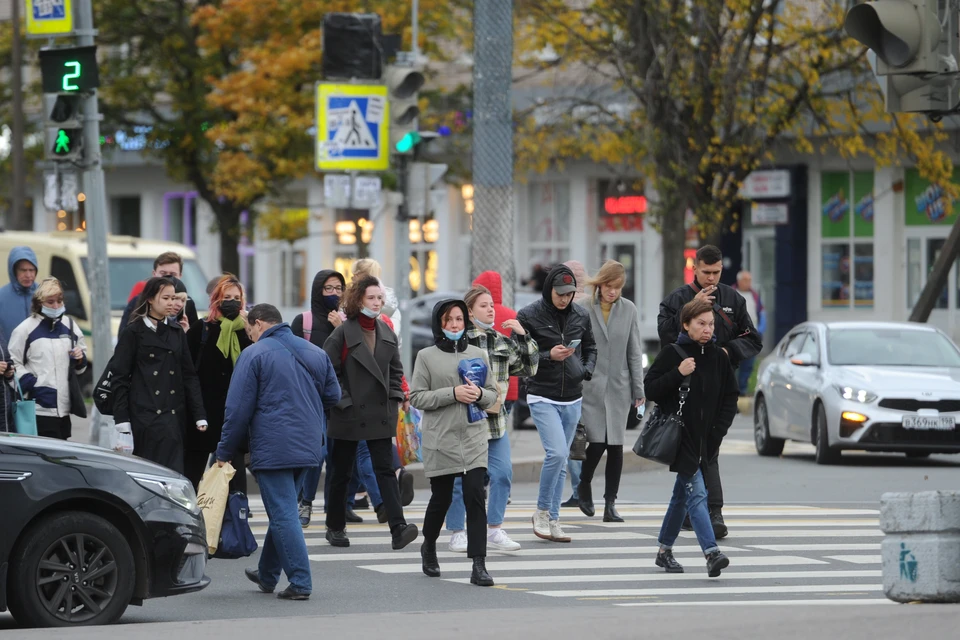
[323,286,343,293]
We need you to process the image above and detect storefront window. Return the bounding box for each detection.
[820,171,874,309]
[528,182,570,243]
[927,238,949,309]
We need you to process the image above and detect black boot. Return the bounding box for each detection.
[578,481,595,517]
[706,550,730,577]
[561,495,579,508]
[470,557,494,587]
[710,508,728,539]
[392,523,419,550]
[655,549,684,573]
[421,541,441,577]
[603,500,624,523]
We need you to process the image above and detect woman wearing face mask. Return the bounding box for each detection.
[322,276,419,551]
[644,299,738,577]
[577,260,646,522]
[111,277,208,472]
[184,275,253,491]
[410,299,500,586]
[443,285,539,553]
[8,277,88,439]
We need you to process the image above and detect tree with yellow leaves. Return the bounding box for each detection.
[512,0,958,291]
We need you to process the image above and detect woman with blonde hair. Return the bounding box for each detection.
[9,277,88,439]
[577,260,645,522]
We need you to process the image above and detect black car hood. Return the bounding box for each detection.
[0,433,182,478]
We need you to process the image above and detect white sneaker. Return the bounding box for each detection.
[549,520,571,543]
[532,509,551,540]
[448,530,468,553]
[487,528,521,551]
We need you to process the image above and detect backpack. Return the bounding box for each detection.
[93,357,118,415]
[302,311,314,341]
[212,492,258,559]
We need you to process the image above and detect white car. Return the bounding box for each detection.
[753,321,960,464]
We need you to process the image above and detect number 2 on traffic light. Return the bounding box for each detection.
[62,62,81,92]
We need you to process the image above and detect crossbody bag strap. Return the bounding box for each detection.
[269,336,320,394]
[670,343,692,414]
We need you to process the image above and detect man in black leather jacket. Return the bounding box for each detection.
[657,245,762,539]
[517,264,597,544]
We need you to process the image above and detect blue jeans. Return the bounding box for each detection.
[446,435,512,530]
[530,400,582,520]
[355,441,382,507]
[256,468,313,594]
[568,459,582,499]
[657,470,719,555]
[737,358,754,395]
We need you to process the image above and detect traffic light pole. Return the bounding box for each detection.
[75,0,113,380]
[395,153,413,375]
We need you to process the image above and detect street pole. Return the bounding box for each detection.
[75,0,113,379]
[10,0,27,230]
[411,0,419,58]
[395,154,413,375]
[909,215,960,323]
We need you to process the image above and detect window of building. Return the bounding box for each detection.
[280,249,307,308]
[904,169,959,310]
[51,257,87,321]
[526,182,571,270]
[906,237,956,310]
[819,171,874,309]
[165,193,197,248]
[110,196,141,237]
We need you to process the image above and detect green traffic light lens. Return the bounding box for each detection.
[395,132,421,153]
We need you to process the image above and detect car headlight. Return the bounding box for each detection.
[835,385,877,404]
[128,472,199,513]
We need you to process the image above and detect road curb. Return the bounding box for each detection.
[243,452,664,496]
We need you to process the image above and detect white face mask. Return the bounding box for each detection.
[472,318,494,331]
[360,306,380,319]
[42,305,65,319]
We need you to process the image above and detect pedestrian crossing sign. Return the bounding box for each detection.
[26,0,74,36]
[316,83,389,172]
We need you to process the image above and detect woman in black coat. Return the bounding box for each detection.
[112,277,207,473]
[322,276,418,550]
[643,298,738,578]
[185,274,253,491]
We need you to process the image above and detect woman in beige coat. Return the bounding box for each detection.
[578,261,645,522]
[409,299,499,587]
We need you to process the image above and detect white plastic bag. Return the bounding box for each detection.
[116,430,134,454]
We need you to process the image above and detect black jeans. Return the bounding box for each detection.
[423,467,487,558]
[702,449,723,510]
[37,415,71,440]
[579,440,624,501]
[183,450,248,495]
[326,438,406,533]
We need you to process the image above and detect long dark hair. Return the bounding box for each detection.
[130,277,176,325]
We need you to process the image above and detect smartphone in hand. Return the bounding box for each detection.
[566,339,581,349]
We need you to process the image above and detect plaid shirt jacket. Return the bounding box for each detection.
[467,325,539,439]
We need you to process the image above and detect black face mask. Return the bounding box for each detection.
[220,300,242,320]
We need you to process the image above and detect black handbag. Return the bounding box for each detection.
[632,346,691,465]
[67,318,88,419]
[569,423,588,460]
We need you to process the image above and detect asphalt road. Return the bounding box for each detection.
[5,416,960,638]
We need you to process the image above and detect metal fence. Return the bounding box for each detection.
[470,0,516,307]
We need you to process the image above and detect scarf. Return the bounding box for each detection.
[217,316,245,365]
[358,314,377,331]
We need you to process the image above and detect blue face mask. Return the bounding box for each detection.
[360,306,380,319]
[472,318,494,331]
[322,294,341,310]
[42,305,65,319]
[442,329,464,341]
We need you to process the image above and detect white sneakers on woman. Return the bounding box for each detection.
[449,528,522,552]
[533,510,572,542]
[448,530,468,552]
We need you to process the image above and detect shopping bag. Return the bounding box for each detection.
[12,376,37,436]
[396,406,423,465]
[212,492,258,559]
[197,462,236,555]
[457,358,489,424]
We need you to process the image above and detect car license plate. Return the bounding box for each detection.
[902,415,956,431]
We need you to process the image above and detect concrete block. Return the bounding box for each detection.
[880,491,960,603]
[880,491,960,534]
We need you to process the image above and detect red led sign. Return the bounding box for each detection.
[604,195,647,215]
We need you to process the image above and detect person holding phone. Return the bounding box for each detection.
[516,265,597,543]
[578,261,645,522]
[656,245,762,539]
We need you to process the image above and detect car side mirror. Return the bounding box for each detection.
[790,353,818,367]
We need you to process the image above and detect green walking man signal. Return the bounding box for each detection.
[55,130,72,154]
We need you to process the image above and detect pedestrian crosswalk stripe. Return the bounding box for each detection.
[749,543,879,551]
[528,584,882,598]
[616,599,894,607]
[825,555,882,564]
[443,569,882,585]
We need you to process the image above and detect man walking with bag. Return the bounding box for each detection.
[216,304,341,600]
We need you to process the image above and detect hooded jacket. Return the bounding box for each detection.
[0,247,39,339]
[516,264,598,402]
[292,269,346,349]
[473,271,521,401]
[642,333,739,476]
[409,299,499,477]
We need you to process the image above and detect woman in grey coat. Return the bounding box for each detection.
[578,261,645,522]
[410,299,499,587]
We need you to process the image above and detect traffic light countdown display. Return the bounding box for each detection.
[39,46,99,161]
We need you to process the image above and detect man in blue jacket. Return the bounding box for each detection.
[217,304,341,601]
[0,246,40,339]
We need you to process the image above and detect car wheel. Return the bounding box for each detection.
[814,403,841,465]
[8,512,136,628]
[754,396,785,456]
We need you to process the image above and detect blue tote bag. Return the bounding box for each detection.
[13,376,37,436]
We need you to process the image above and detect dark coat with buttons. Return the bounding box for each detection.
[185,319,253,453]
[112,318,207,473]
[322,318,405,441]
